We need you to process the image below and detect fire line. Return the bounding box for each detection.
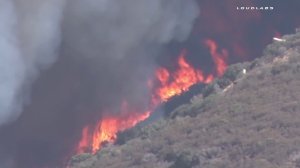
[76,39,228,154]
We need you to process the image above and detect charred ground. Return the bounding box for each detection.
[70,31,300,168]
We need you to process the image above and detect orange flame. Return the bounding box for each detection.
[91,110,150,153]
[76,39,228,155]
[76,126,89,154]
[154,49,213,102]
[76,102,150,154]
[204,39,228,76]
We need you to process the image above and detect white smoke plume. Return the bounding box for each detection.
[0,0,65,126]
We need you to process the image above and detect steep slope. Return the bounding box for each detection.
[70,30,300,168]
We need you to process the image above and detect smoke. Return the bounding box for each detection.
[61,0,199,113]
[0,0,199,167]
[0,0,24,125]
[0,0,65,126]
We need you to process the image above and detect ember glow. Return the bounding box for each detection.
[76,39,228,154]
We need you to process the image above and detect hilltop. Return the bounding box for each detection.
[70,30,300,168]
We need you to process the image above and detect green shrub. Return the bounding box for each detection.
[170,151,199,168]
[264,43,284,58]
[216,78,232,89]
[202,83,213,97]
[71,153,93,163]
[223,63,246,81]
[271,64,290,75]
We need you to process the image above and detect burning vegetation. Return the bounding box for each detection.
[71,31,300,168]
[74,0,300,155]
[77,105,150,154]
[76,39,228,154]
[0,0,299,168]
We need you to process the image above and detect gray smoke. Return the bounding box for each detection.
[64,0,198,59]
[0,0,24,125]
[0,0,198,126]
[0,0,199,167]
[61,0,199,112]
[0,0,65,126]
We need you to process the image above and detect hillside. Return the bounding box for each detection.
[70,30,300,168]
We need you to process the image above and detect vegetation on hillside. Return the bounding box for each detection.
[70,30,300,168]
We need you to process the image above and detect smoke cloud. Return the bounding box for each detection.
[0,0,65,126]
[1,0,299,167]
[0,0,24,125]
[61,0,200,112]
[0,0,199,167]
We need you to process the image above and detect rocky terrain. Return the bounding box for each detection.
[70,30,300,168]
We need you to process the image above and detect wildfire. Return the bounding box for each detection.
[76,39,228,155]
[154,40,228,102]
[154,49,212,102]
[204,39,228,76]
[76,126,89,154]
[91,110,150,153]
[76,102,150,154]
